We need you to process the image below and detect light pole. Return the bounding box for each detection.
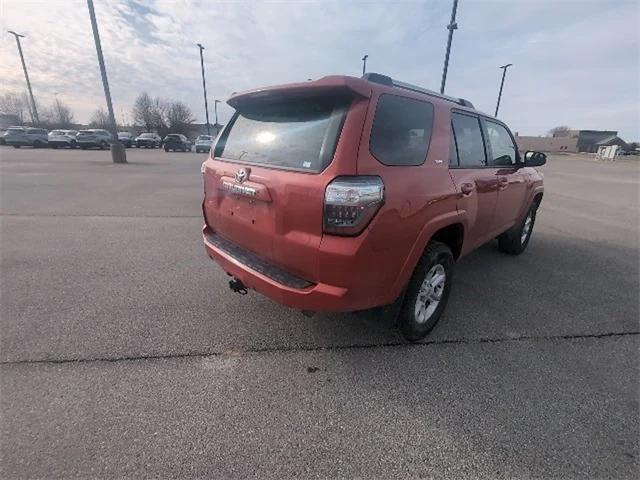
[86,0,126,163]
[361,54,368,76]
[197,43,211,136]
[8,30,39,125]
[439,0,459,94]
[494,63,513,117]
[214,99,221,127]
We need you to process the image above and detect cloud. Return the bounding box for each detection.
[1,0,638,140]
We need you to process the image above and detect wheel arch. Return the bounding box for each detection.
[389,211,466,300]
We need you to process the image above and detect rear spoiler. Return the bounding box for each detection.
[227,76,372,109]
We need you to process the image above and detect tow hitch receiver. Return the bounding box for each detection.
[229,278,248,295]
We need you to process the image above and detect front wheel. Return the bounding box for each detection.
[497,203,538,255]
[397,241,454,341]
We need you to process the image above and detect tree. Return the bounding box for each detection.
[42,98,75,129]
[548,126,571,137]
[132,92,166,134]
[166,101,195,135]
[89,108,111,129]
[0,92,28,124]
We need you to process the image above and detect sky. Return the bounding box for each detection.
[1,0,639,140]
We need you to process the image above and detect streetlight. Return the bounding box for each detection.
[494,63,513,117]
[86,0,126,163]
[197,43,211,136]
[7,30,39,125]
[439,0,459,94]
[361,54,368,76]
[214,99,221,127]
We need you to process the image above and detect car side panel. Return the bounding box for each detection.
[344,92,460,306]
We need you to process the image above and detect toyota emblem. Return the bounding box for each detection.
[235,168,249,183]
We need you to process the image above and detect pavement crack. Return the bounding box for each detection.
[1,330,638,367]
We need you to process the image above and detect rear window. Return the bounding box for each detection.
[215,95,350,172]
[369,94,434,166]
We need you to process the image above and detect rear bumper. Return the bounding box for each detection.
[203,226,351,311]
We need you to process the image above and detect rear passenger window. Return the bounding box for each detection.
[370,94,434,166]
[451,113,486,167]
[485,121,517,166]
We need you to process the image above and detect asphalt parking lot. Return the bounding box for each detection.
[1,147,638,478]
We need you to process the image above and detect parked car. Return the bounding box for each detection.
[163,134,192,152]
[48,129,79,149]
[76,129,112,150]
[194,134,213,153]
[201,73,546,341]
[117,131,135,147]
[4,126,49,148]
[135,132,162,148]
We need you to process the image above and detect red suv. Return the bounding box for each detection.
[202,73,545,340]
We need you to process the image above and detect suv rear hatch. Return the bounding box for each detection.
[203,78,371,284]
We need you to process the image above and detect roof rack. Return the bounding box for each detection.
[362,72,474,108]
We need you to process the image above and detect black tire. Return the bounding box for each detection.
[497,202,539,255]
[51,144,58,149]
[13,145,20,149]
[164,146,170,152]
[70,141,77,149]
[397,241,454,341]
[81,146,87,150]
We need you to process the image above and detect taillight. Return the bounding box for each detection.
[323,176,384,236]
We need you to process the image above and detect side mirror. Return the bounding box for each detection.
[524,151,547,167]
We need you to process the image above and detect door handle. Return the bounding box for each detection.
[460,183,474,196]
[498,177,508,190]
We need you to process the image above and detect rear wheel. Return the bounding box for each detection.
[497,202,539,255]
[397,241,454,341]
[51,144,58,149]
[13,145,21,149]
[164,146,170,152]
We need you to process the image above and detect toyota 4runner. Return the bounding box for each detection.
[201,73,545,340]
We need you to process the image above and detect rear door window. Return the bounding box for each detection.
[369,94,434,166]
[216,95,350,172]
[451,113,486,167]
[485,120,518,166]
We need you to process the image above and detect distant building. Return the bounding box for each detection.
[573,130,623,153]
[191,123,224,138]
[515,129,628,153]
[514,134,578,153]
[0,114,20,129]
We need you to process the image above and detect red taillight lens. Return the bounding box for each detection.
[323,176,384,236]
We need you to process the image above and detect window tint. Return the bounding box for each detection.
[370,94,434,166]
[451,113,486,167]
[485,121,517,166]
[217,95,350,172]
